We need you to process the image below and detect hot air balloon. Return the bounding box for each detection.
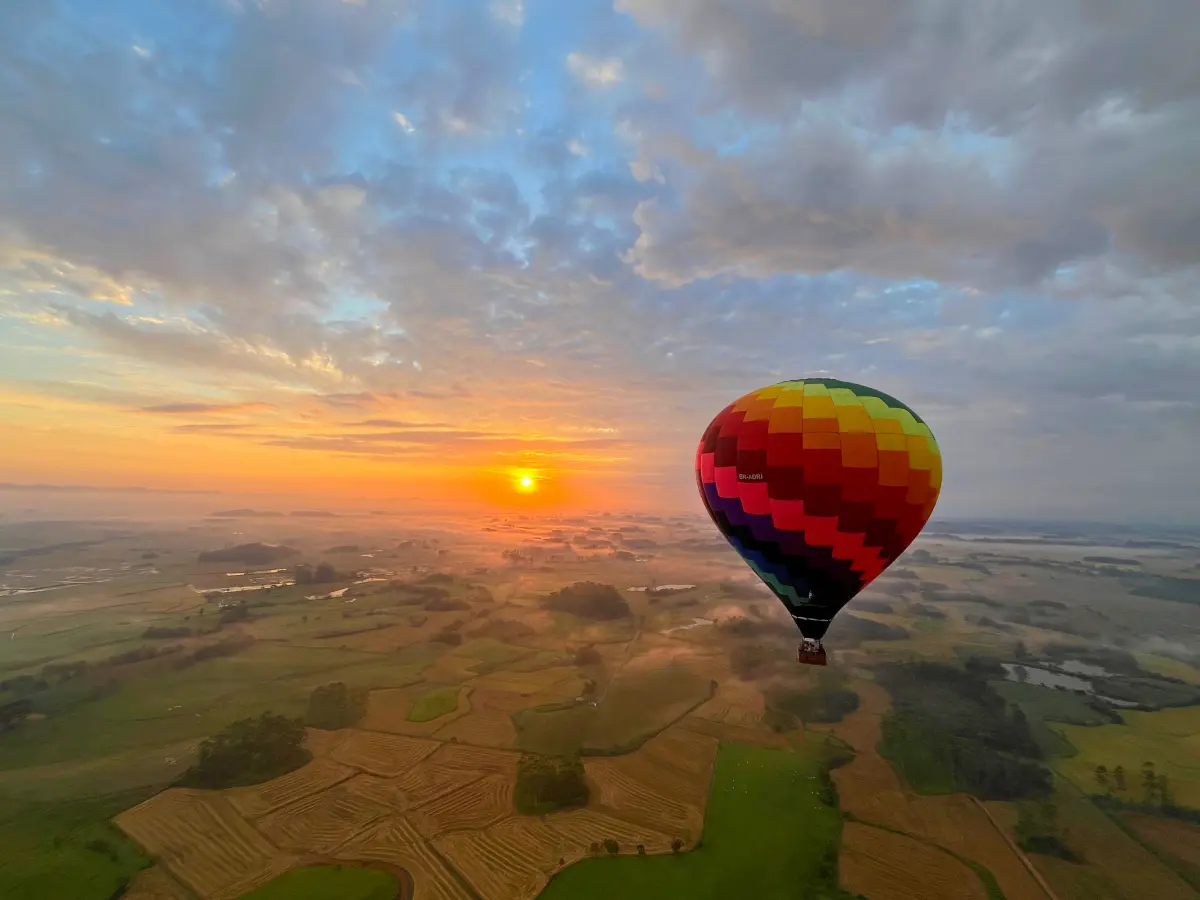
[695,378,942,665]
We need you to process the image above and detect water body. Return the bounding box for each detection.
[1056,659,1111,677]
[1003,663,1092,692]
[1001,662,1140,707]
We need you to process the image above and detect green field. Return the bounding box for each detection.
[239,864,398,899]
[993,680,1112,757]
[406,686,462,722]
[1055,706,1200,808]
[514,666,713,756]
[0,791,152,900]
[537,742,851,900]
[878,715,960,794]
[0,644,431,771]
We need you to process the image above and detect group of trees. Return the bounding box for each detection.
[1015,800,1081,861]
[306,682,369,730]
[514,754,589,815]
[878,662,1051,801]
[176,712,311,789]
[588,838,686,856]
[765,683,861,731]
[1094,761,1176,809]
[543,582,631,621]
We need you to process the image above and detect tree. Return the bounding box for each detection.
[603,838,619,855]
[671,838,684,854]
[636,844,646,856]
[306,682,368,730]
[294,563,315,585]
[589,842,600,855]
[1094,765,1110,794]
[1158,775,1173,809]
[1113,765,1126,793]
[176,713,310,789]
[1014,665,1029,683]
[1014,641,1030,659]
[314,562,337,583]
[1142,762,1159,806]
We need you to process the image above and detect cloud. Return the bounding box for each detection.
[567,52,625,87]
[140,402,276,415]
[0,0,1197,521]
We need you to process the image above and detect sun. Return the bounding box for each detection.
[512,470,539,494]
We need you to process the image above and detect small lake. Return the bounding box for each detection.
[1002,663,1092,692]
[1001,662,1140,707]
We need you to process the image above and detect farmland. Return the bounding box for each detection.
[537,742,844,900]
[3,517,1199,900]
[239,865,399,900]
[1054,706,1200,808]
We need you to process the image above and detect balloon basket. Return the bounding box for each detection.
[797,644,827,666]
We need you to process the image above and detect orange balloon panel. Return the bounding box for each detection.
[695,378,942,640]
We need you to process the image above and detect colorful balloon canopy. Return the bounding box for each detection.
[695,378,942,640]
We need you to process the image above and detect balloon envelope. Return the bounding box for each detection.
[695,378,942,640]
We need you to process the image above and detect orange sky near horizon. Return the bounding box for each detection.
[0,380,685,514]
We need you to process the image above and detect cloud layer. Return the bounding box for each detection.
[0,0,1197,521]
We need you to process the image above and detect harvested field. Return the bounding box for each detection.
[361,686,471,737]
[336,817,472,900]
[120,866,191,900]
[434,816,568,900]
[818,681,1051,900]
[840,821,990,900]
[256,781,391,853]
[545,807,675,855]
[1123,813,1200,872]
[392,760,486,808]
[585,756,703,836]
[114,789,280,899]
[1017,783,1196,900]
[408,773,514,836]
[471,689,539,713]
[642,726,720,781]
[681,713,788,747]
[428,742,521,778]
[225,757,356,819]
[341,772,413,811]
[331,729,440,777]
[303,727,348,758]
[433,707,518,747]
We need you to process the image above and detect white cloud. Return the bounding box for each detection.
[392,111,416,133]
[567,52,625,88]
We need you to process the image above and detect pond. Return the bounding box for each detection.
[1001,662,1140,707]
[1002,663,1092,692]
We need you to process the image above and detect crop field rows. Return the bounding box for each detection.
[256,781,393,853]
[225,757,357,819]
[408,773,514,836]
[114,789,285,899]
[817,682,1068,900]
[434,816,569,900]
[335,817,474,900]
[330,729,441,777]
[433,706,519,747]
[839,821,989,900]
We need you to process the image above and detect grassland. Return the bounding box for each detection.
[536,742,847,900]
[407,687,463,723]
[1055,706,1200,808]
[239,865,398,900]
[0,791,152,900]
[514,665,714,756]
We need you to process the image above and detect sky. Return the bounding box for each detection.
[0,0,1198,522]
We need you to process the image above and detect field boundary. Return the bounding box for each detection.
[969,797,1059,900]
[846,813,1008,900]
